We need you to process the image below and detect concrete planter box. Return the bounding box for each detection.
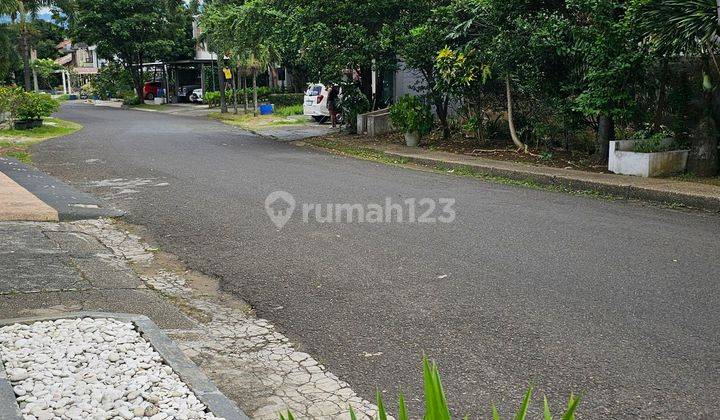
[405,131,420,147]
[357,108,393,137]
[153,97,167,105]
[608,139,689,177]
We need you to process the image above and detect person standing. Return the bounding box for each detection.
[327,84,340,129]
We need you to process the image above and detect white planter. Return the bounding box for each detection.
[153,97,166,105]
[405,131,420,147]
[608,139,689,177]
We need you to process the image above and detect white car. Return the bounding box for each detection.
[189,88,203,103]
[303,84,330,122]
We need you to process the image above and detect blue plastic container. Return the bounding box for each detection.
[259,104,274,115]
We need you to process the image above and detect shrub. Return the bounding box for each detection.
[340,84,371,133]
[279,356,581,420]
[94,63,134,99]
[203,91,233,107]
[390,94,433,135]
[0,86,21,117]
[122,95,141,106]
[11,91,60,121]
[631,126,677,153]
[269,93,304,107]
[276,104,303,117]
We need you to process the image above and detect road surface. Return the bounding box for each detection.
[33,103,720,418]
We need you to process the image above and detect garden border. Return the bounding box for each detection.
[0,312,249,420]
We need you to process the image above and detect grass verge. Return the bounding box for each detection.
[129,103,174,112]
[304,137,622,201]
[209,109,310,130]
[0,117,82,163]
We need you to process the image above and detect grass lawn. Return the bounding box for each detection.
[0,117,82,163]
[208,106,310,130]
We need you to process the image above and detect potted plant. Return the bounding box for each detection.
[10,91,60,130]
[389,94,433,147]
[608,127,690,177]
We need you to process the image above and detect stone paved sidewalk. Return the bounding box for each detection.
[0,219,385,419]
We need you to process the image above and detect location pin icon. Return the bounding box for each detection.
[265,191,296,229]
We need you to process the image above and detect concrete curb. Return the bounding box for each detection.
[0,158,124,221]
[380,151,720,211]
[0,312,249,420]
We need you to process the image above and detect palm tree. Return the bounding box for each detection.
[0,0,58,91]
[635,0,720,175]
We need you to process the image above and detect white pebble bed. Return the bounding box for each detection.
[0,318,225,420]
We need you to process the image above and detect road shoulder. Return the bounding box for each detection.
[295,136,720,212]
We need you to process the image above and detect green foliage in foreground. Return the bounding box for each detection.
[280,357,581,419]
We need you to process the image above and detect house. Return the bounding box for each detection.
[54,39,103,94]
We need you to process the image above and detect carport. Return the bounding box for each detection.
[137,59,218,103]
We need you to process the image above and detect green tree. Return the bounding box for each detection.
[381,0,452,137]
[438,0,571,152]
[201,0,282,114]
[30,19,66,60]
[30,57,60,90]
[283,0,405,108]
[568,0,649,162]
[73,0,194,103]
[633,0,719,174]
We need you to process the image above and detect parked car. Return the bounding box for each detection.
[178,84,201,103]
[189,88,203,103]
[143,81,162,101]
[303,83,330,122]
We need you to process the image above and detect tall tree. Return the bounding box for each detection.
[73,0,194,103]
[381,0,453,137]
[569,0,648,162]
[633,0,720,175]
[201,0,281,113]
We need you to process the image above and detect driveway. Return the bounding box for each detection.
[32,102,720,418]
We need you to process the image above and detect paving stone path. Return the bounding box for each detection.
[0,219,386,419]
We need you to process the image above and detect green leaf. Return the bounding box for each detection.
[492,404,501,420]
[514,387,533,420]
[349,406,358,420]
[560,393,582,420]
[377,390,388,420]
[398,392,410,420]
[543,396,553,420]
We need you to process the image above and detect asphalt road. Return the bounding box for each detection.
[33,103,720,418]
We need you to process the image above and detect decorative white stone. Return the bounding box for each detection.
[0,318,224,419]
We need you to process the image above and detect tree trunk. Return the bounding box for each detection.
[243,74,249,112]
[687,114,719,176]
[128,65,145,104]
[505,75,527,152]
[252,68,258,117]
[359,65,373,106]
[688,63,719,176]
[432,94,450,139]
[651,59,669,130]
[596,115,615,163]
[217,58,227,113]
[373,71,384,110]
[19,12,32,91]
[232,70,237,115]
